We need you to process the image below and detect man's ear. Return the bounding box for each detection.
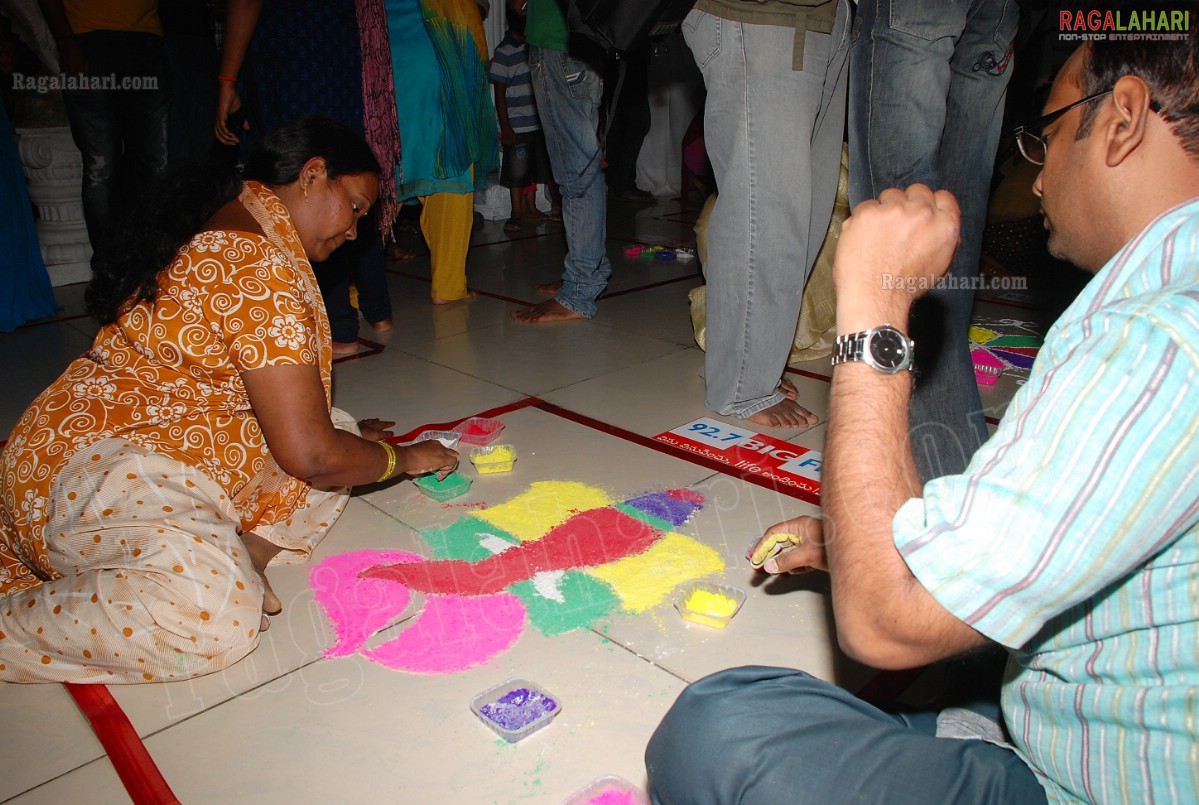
[1105,74,1153,167]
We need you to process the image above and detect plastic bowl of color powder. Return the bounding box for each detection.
[411,429,461,449]
[470,444,517,474]
[455,417,504,445]
[561,775,651,805]
[470,678,561,742]
[674,580,746,629]
[414,470,471,502]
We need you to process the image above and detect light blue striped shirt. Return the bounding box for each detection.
[895,198,1199,804]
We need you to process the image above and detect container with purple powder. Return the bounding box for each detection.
[470,677,561,742]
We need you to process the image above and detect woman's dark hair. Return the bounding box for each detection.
[86,115,381,325]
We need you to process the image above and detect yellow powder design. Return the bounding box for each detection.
[587,532,725,613]
[476,481,612,542]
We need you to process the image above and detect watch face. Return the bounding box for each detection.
[868,327,909,370]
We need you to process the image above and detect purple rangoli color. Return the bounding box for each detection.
[480,687,559,730]
[623,489,703,526]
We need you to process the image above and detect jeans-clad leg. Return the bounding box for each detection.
[527,45,612,319]
[645,666,1048,804]
[63,31,171,248]
[316,229,391,345]
[849,0,1017,481]
[684,7,849,418]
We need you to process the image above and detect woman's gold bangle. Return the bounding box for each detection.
[377,441,397,483]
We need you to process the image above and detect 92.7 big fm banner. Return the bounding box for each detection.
[653,418,821,503]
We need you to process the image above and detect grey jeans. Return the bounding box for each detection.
[645,666,1048,804]
[683,5,849,418]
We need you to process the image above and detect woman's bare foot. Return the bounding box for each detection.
[386,241,419,261]
[331,340,360,355]
[371,318,393,332]
[242,531,284,615]
[744,398,819,429]
[432,290,478,306]
[511,299,586,323]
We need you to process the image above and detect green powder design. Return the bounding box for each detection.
[611,502,674,533]
[422,516,519,561]
[510,572,620,635]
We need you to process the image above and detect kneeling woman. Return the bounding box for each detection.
[0,116,457,683]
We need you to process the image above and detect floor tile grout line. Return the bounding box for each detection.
[586,627,693,686]
[596,273,702,301]
[385,269,701,309]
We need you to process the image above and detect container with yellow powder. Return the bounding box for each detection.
[674,580,746,629]
[470,444,517,474]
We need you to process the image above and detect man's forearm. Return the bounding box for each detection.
[220,0,263,78]
[823,187,990,668]
[824,350,925,663]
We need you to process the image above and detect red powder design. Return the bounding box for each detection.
[360,507,660,595]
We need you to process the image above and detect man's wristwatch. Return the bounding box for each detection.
[831,324,914,373]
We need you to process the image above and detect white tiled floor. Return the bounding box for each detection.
[0,198,1038,804]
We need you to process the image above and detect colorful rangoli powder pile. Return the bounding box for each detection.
[684,589,738,617]
[479,687,559,730]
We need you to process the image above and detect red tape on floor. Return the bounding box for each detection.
[63,683,180,805]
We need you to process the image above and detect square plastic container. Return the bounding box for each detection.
[411,429,461,449]
[674,580,746,629]
[561,775,650,805]
[470,677,561,742]
[470,444,517,474]
[456,417,504,445]
[414,470,471,501]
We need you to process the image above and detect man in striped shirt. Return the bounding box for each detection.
[647,31,1199,805]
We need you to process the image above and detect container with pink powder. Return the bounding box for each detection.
[562,775,651,805]
[455,416,504,445]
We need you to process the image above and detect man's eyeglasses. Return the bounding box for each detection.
[1012,89,1113,166]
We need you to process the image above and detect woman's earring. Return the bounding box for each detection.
[302,183,310,201]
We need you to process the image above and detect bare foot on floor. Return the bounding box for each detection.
[242,531,284,615]
[534,282,561,296]
[511,299,586,323]
[432,290,478,306]
[744,398,819,429]
[371,319,393,332]
[331,340,360,356]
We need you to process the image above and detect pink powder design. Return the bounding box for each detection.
[309,550,419,657]
[361,592,526,674]
[360,507,659,595]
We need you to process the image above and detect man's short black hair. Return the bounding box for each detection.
[1077,9,1199,159]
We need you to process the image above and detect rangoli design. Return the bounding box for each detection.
[310,482,722,674]
[969,317,1043,385]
